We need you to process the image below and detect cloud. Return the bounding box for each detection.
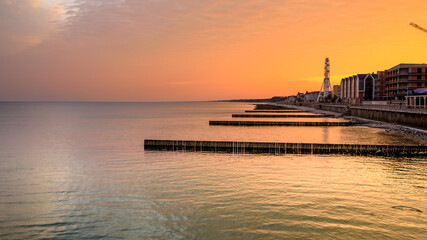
[1,0,425,101]
[0,0,355,101]
[53,0,333,52]
[0,0,67,55]
[1,0,339,56]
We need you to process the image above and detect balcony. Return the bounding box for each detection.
[385,87,398,90]
[396,79,426,83]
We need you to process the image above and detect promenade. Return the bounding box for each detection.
[277,102,427,143]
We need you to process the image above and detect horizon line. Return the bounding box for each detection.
[0,99,273,103]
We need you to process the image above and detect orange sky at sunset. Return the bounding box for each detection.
[1,0,426,101]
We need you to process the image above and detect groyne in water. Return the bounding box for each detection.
[209,121,351,126]
[232,114,333,118]
[245,110,306,113]
[287,103,427,130]
[254,104,294,110]
[144,139,427,156]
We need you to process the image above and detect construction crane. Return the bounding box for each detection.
[410,22,427,33]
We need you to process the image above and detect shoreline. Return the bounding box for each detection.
[276,103,427,146]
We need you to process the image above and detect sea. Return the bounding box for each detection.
[0,102,426,239]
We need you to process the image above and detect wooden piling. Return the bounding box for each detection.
[209,121,351,126]
[232,114,333,118]
[245,110,307,113]
[144,139,427,156]
[254,104,294,110]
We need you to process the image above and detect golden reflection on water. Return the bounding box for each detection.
[0,102,425,239]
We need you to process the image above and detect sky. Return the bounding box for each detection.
[0,0,426,101]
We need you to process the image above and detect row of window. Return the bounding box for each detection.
[414,68,426,73]
[385,68,427,76]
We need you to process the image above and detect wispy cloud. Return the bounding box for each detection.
[0,0,341,55]
[47,0,335,51]
[0,0,68,55]
[1,0,426,101]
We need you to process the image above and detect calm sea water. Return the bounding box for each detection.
[0,102,426,239]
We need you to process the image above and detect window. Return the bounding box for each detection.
[417,82,422,87]
[417,68,422,73]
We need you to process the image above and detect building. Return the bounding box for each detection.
[373,71,385,100]
[384,63,427,100]
[304,91,319,102]
[285,96,296,103]
[333,85,340,98]
[340,74,376,103]
[405,88,427,108]
[362,73,376,101]
[296,92,305,102]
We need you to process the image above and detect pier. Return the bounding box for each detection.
[144,139,427,156]
[232,114,333,118]
[209,121,351,126]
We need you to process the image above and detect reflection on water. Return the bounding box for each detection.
[323,125,329,143]
[0,102,425,239]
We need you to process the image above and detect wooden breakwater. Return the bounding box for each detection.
[144,139,427,156]
[232,114,333,118]
[245,110,307,113]
[285,103,427,130]
[254,104,294,110]
[209,121,351,126]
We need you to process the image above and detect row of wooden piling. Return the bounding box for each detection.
[208,104,349,126]
[144,104,426,156]
[245,110,306,113]
[221,104,344,126]
[254,104,294,110]
[209,121,351,126]
[232,114,333,118]
[144,139,427,156]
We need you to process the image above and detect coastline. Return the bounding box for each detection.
[276,103,427,145]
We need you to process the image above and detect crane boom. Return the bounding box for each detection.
[410,22,427,33]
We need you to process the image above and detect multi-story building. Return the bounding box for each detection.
[340,74,376,103]
[384,63,427,100]
[333,85,340,98]
[339,63,427,103]
[373,71,385,100]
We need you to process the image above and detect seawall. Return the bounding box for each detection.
[288,103,427,130]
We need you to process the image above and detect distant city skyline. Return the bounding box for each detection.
[1,0,426,101]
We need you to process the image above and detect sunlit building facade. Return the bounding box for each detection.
[384,64,427,100]
[373,71,385,101]
[340,74,376,103]
[333,85,340,98]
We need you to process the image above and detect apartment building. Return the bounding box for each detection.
[340,74,376,103]
[384,63,427,100]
